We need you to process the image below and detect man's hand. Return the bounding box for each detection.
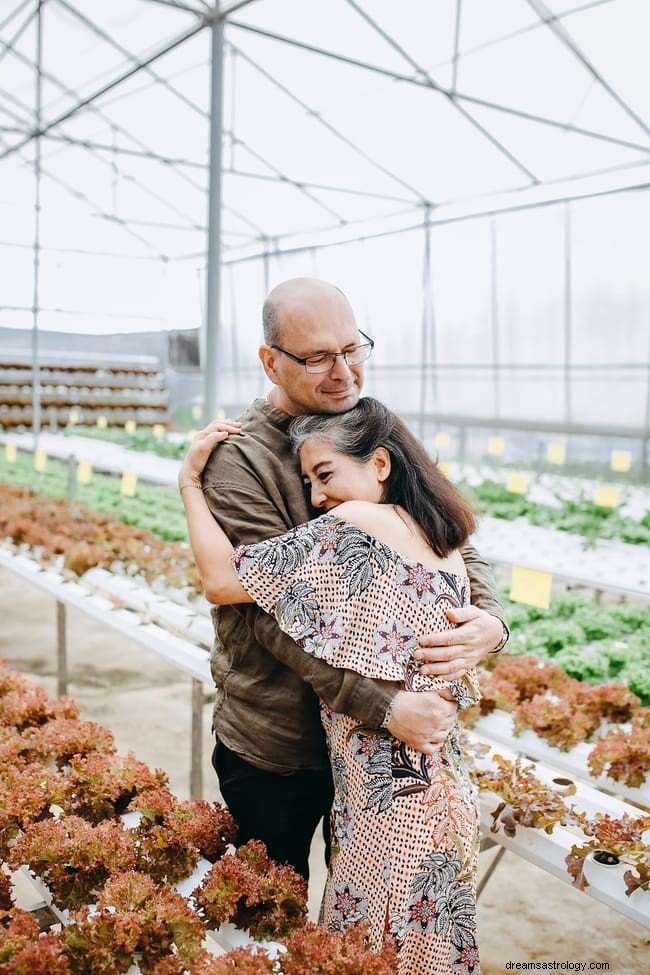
[414,606,505,681]
[386,689,458,755]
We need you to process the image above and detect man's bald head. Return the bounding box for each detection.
[262,278,352,346]
[258,277,364,415]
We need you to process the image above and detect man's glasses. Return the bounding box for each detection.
[271,330,374,374]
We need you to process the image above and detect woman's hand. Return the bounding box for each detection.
[178,419,241,490]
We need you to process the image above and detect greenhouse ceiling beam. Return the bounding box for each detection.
[227,20,650,156]
[0,19,207,162]
[398,411,649,443]
[55,0,210,123]
[0,0,33,34]
[0,121,172,258]
[217,177,650,267]
[41,132,416,203]
[0,237,206,261]
[140,0,206,13]
[226,134,347,224]
[344,0,538,183]
[0,25,200,168]
[227,41,431,205]
[43,133,208,170]
[526,0,650,140]
[2,302,171,323]
[52,2,355,230]
[0,28,220,236]
[0,83,204,242]
[433,1,614,67]
[0,0,37,71]
[226,166,414,204]
[219,0,261,14]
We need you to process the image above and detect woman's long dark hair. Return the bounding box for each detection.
[289,397,476,558]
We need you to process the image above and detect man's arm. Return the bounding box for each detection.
[415,541,508,681]
[249,607,459,755]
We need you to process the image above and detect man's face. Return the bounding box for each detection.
[263,293,365,416]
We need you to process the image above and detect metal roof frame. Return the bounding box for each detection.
[0,0,648,425]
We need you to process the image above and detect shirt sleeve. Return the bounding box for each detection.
[460,541,509,640]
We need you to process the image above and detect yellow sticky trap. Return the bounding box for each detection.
[77,459,92,484]
[34,448,47,473]
[593,485,619,509]
[69,409,79,425]
[191,404,202,421]
[488,437,504,457]
[152,424,166,440]
[5,443,17,463]
[96,415,108,429]
[121,471,138,497]
[434,432,450,450]
[506,473,528,495]
[547,443,565,465]
[510,565,553,610]
[610,450,631,473]
[125,420,136,434]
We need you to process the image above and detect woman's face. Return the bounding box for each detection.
[299,439,388,512]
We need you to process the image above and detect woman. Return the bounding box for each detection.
[179,397,481,975]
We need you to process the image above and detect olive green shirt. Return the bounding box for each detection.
[202,398,506,773]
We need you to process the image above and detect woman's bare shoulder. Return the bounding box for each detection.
[330,500,394,536]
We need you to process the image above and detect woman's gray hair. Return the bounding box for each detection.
[288,399,392,460]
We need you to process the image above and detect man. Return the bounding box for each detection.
[201,277,507,880]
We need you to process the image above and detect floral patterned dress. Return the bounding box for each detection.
[232,513,481,975]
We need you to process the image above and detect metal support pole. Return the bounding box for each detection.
[203,9,225,422]
[564,202,573,428]
[31,0,44,443]
[67,454,77,507]
[190,678,204,800]
[56,601,68,697]
[642,357,650,483]
[419,206,433,437]
[458,425,467,463]
[477,843,507,899]
[490,216,500,420]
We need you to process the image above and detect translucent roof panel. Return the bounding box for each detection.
[0,0,648,442]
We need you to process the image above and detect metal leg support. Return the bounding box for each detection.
[56,601,67,697]
[190,678,204,800]
[477,841,507,899]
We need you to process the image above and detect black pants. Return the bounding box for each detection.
[212,739,333,881]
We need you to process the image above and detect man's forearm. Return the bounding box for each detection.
[460,542,507,625]
[247,604,394,726]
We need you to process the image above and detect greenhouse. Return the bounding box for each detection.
[0,1,649,972]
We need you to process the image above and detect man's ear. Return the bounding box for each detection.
[258,345,281,385]
[373,446,391,482]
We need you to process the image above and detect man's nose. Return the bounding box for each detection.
[328,353,353,380]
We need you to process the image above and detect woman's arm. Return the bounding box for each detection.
[178,423,253,605]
